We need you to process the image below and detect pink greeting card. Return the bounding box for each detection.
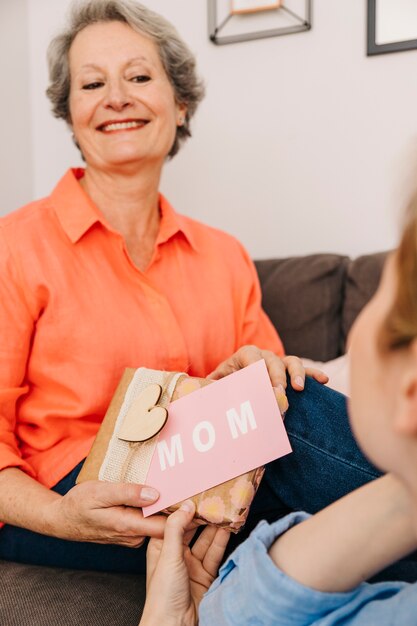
[143,359,292,516]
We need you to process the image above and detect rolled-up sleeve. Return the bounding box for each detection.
[0,228,36,477]
[199,513,414,626]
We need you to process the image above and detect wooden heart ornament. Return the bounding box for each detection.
[117,384,168,443]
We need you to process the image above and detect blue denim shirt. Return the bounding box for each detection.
[199,512,416,625]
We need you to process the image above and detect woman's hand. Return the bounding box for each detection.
[45,480,167,547]
[208,345,329,415]
[139,501,229,626]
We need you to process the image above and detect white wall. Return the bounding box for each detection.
[0,0,32,213]
[4,1,417,258]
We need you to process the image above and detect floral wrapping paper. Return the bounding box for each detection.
[165,374,265,533]
[77,369,265,534]
[163,467,265,533]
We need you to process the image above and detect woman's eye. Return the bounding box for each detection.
[82,82,104,90]
[130,75,151,83]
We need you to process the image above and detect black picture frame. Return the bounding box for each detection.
[208,0,311,46]
[367,0,417,56]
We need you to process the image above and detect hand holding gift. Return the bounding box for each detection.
[77,360,291,532]
[139,500,230,626]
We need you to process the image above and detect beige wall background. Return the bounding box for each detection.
[0,0,32,213]
[1,0,417,259]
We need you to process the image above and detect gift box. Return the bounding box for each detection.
[77,368,265,533]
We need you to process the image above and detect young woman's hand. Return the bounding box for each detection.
[139,501,230,626]
[208,345,329,415]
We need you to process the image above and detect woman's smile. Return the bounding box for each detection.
[97,118,150,133]
[68,21,185,172]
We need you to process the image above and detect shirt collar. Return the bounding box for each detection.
[50,168,104,244]
[157,193,198,252]
[50,168,198,251]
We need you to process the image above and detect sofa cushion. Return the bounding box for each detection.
[0,559,145,626]
[255,254,349,361]
[342,252,388,350]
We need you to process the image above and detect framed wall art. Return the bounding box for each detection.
[208,0,312,45]
[367,0,417,55]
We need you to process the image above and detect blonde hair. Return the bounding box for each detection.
[46,0,205,158]
[380,192,417,350]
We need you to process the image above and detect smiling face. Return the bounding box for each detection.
[349,255,417,501]
[68,20,186,173]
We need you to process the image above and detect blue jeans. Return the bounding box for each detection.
[267,376,381,512]
[0,378,415,579]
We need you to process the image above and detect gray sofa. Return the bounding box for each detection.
[0,252,387,626]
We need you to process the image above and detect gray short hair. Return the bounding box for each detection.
[46,0,205,157]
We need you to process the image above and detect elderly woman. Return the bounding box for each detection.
[0,0,380,574]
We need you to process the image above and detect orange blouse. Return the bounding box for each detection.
[0,169,283,489]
